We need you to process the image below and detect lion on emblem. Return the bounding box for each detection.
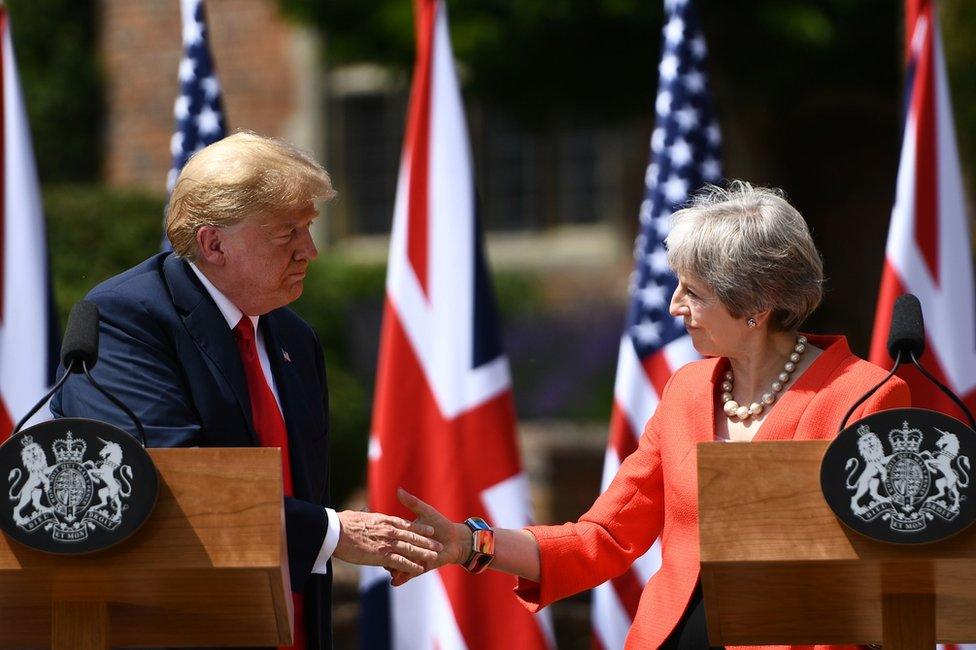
[84,439,133,521]
[8,437,55,525]
[921,428,971,511]
[846,426,890,515]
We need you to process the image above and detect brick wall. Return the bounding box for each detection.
[99,0,312,191]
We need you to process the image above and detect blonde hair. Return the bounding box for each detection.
[166,131,336,259]
[665,181,824,331]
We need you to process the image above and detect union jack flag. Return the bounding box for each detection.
[591,0,721,646]
[359,1,552,648]
[166,0,226,196]
[871,5,974,644]
[869,1,976,451]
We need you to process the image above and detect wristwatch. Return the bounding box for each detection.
[461,517,495,574]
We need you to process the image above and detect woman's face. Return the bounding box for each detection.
[669,274,747,357]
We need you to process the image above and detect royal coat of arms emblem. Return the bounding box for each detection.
[846,421,970,531]
[822,409,976,544]
[0,418,157,554]
[9,431,135,542]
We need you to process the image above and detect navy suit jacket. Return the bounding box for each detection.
[52,252,334,649]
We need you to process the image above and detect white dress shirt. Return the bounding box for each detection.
[189,263,340,574]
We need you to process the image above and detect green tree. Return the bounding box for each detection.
[7,0,102,182]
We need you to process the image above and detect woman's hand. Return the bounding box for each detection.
[388,488,469,586]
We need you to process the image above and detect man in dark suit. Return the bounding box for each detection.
[52,132,440,649]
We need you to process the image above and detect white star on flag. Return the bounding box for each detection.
[196,104,221,135]
[674,106,699,130]
[656,90,672,116]
[664,16,684,44]
[669,137,693,167]
[684,70,705,93]
[631,318,663,345]
[648,248,670,273]
[659,53,679,81]
[663,174,689,203]
[178,57,195,82]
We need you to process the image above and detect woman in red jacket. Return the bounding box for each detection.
[396,181,910,649]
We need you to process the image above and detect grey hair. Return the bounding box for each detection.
[665,181,824,331]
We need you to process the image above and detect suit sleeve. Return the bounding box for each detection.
[514,379,671,611]
[51,289,203,447]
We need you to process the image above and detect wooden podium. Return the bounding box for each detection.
[698,440,976,649]
[0,448,293,649]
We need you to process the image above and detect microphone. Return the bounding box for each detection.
[61,300,100,373]
[840,293,974,430]
[886,294,925,361]
[9,300,147,446]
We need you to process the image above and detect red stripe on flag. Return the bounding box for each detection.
[911,4,939,284]
[905,0,926,63]
[641,350,673,398]
[609,569,642,621]
[0,396,12,441]
[404,0,436,297]
[869,260,904,365]
[368,300,548,648]
[608,403,638,461]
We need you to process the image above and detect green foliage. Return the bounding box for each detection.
[7,0,102,182]
[278,0,663,124]
[941,0,976,191]
[44,184,165,323]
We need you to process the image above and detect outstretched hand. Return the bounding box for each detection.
[387,488,467,586]
[333,509,443,575]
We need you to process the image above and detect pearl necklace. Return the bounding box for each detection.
[721,335,807,421]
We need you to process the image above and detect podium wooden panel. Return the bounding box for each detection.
[698,440,976,648]
[0,448,292,649]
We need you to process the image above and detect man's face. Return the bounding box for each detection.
[218,202,319,315]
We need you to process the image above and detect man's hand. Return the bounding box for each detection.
[387,488,470,586]
[333,510,443,575]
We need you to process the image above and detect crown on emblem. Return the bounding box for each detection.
[857,424,874,437]
[889,421,923,453]
[20,435,34,447]
[53,431,86,463]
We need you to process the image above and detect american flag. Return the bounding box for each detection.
[166,0,226,196]
[591,0,721,646]
[870,3,975,645]
[359,1,553,647]
[0,6,59,438]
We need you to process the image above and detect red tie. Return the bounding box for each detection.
[233,317,305,650]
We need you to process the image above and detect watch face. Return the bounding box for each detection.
[471,528,494,555]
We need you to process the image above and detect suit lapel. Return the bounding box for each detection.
[261,312,316,500]
[163,254,259,446]
[753,335,849,442]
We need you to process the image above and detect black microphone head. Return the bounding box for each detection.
[61,301,100,373]
[887,293,925,361]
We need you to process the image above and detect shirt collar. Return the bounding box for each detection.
[188,262,259,332]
